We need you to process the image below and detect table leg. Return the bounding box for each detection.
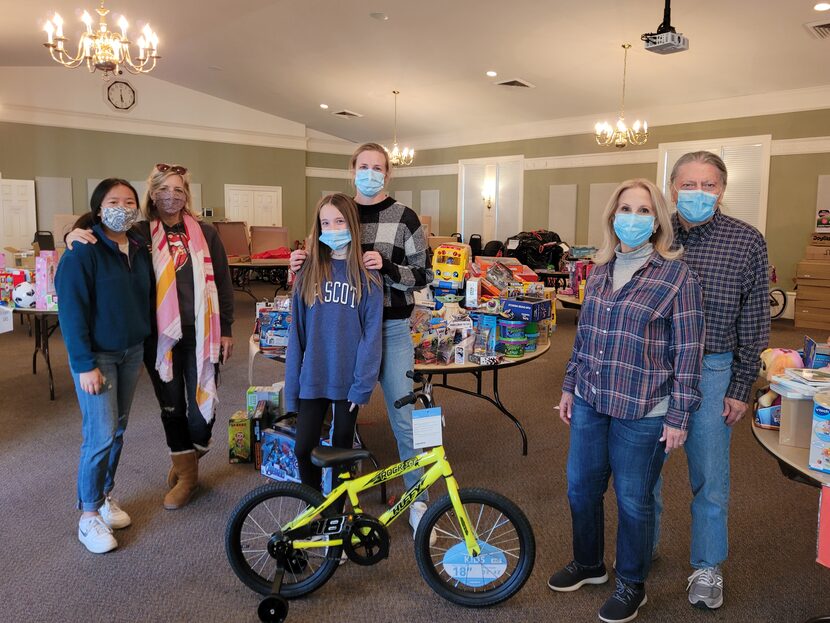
[30,314,56,400]
[429,368,528,456]
[231,267,258,301]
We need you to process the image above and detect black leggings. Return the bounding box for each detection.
[294,398,358,492]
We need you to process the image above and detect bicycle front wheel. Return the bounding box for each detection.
[770,288,787,319]
[225,483,341,598]
[414,488,535,607]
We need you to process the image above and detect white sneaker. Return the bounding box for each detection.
[78,516,118,554]
[409,501,438,546]
[99,496,131,529]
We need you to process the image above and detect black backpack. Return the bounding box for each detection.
[504,230,564,269]
[468,234,482,258]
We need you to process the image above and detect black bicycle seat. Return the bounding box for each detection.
[311,446,373,468]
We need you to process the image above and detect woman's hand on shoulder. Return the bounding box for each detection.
[289,249,307,273]
[362,250,383,270]
[660,424,687,453]
[66,228,96,250]
[558,391,574,426]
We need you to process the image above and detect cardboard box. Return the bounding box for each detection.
[465,277,481,309]
[258,309,291,355]
[3,247,35,270]
[779,397,813,448]
[797,285,830,303]
[501,296,553,322]
[804,245,830,261]
[797,260,830,280]
[228,410,253,464]
[809,232,830,247]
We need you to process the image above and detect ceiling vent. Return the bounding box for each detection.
[495,78,536,88]
[331,109,363,119]
[804,19,830,39]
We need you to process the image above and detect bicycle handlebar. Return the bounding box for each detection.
[394,392,417,409]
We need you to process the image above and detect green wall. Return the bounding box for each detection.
[0,121,308,242]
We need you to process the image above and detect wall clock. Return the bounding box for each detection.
[105,80,136,112]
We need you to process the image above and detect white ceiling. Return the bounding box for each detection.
[4,0,830,149]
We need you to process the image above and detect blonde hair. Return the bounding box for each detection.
[594,178,681,265]
[296,193,381,307]
[143,165,195,221]
[349,142,391,176]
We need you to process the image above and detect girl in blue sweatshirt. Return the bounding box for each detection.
[55,179,152,554]
[285,193,383,491]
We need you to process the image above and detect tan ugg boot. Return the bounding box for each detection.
[163,451,198,510]
[167,447,208,489]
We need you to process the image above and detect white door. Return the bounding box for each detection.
[494,159,523,242]
[225,185,282,227]
[458,162,487,241]
[458,156,524,244]
[1,179,37,251]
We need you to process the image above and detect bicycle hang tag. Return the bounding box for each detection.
[412,406,443,449]
[442,540,509,587]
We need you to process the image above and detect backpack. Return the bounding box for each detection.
[468,234,482,258]
[504,230,564,269]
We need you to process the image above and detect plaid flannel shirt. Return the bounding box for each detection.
[358,197,432,320]
[563,253,704,430]
[672,211,770,403]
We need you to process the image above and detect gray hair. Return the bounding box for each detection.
[669,151,728,187]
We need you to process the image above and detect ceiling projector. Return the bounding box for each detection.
[643,31,689,54]
[641,0,689,55]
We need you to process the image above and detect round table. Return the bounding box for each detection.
[415,342,550,456]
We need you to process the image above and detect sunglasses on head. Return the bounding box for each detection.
[155,163,188,175]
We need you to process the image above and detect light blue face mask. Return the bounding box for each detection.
[676,189,718,224]
[355,169,385,198]
[319,229,352,251]
[613,213,655,249]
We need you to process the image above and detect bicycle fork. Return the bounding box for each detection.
[442,467,482,558]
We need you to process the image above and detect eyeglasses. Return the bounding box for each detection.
[155,163,188,175]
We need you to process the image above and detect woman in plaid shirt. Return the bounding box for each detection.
[548,179,704,623]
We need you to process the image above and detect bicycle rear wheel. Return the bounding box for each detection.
[770,288,787,320]
[225,483,341,598]
[414,488,535,607]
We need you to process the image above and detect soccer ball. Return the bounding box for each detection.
[12,282,36,308]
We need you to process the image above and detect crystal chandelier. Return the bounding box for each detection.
[385,91,415,166]
[594,44,648,148]
[42,1,160,78]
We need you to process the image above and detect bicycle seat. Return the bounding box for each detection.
[310,446,373,468]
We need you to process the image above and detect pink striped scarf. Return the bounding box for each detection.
[151,214,222,423]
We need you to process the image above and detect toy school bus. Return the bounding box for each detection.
[432,243,471,290]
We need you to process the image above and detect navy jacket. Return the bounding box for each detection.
[56,224,153,373]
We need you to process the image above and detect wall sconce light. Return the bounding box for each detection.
[482,179,495,210]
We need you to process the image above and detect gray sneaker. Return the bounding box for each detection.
[687,566,723,609]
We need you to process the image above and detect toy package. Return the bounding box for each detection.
[260,428,301,482]
[258,309,291,356]
[35,252,58,311]
[246,382,284,416]
[431,243,471,290]
[228,410,253,464]
[0,269,30,306]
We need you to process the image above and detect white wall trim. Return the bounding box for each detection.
[1,102,309,150]
[305,167,352,179]
[306,137,357,155]
[525,149,659,170]
[391,163,459,177]
[771,136,830,156]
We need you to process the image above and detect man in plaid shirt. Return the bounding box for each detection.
[655,151,770,610]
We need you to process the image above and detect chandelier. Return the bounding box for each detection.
[42,1,160,78]
[385,91,415,166]
[594,44,648,148]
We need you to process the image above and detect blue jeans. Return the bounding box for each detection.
[567,395,666,585]
[654,352,733,569]
[379,318,426,501]
[71,344,144,512]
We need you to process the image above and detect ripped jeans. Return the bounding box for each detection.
[145,326,214,453]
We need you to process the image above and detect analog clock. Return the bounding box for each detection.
[106,80,136,112]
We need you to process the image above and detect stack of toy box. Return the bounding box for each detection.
[795,233,830,329]
[229,383,283,465]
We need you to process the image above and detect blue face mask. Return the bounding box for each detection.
[319,229,352,251]
[676,189,718,224]
[613,213,655,249]
[355,169,385,198]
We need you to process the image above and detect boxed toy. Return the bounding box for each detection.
[35,252,58,311]
[228,410,253,464]
[260,427,301,482]
[809,392,830,474]
[258,308,291,356]
[465,277,481,309]
[501,296,552,322]
[246,382,284,416]
[0,269,30,306]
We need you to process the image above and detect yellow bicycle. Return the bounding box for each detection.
[225,371,536,622]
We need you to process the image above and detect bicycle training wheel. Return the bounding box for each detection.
[225,482,341,598]
[414,488,535,607]
[770,288,787,320]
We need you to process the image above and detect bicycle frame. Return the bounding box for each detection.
[283,445,481,557]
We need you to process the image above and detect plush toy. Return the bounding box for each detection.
[757,348,805,407]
